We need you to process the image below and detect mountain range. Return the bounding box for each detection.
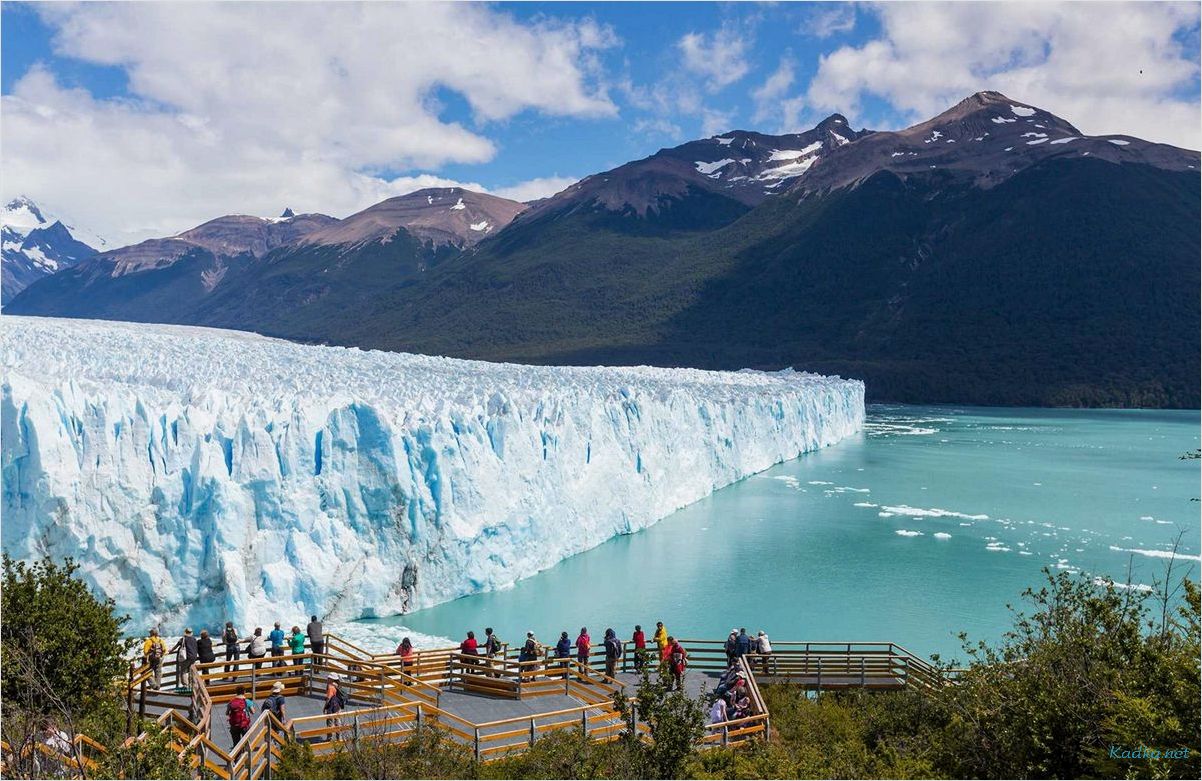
[7,91,1200,407]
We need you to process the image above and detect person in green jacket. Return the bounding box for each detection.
[289,625,306,656]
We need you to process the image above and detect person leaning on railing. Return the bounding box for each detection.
[246,627,267,670]
[222,622,240,673]
[289,626,305,657]
[198,630,216,666]
[631,625,647,672]
[603,629,622,678]
[755,631,774,675]
[306,615,324,663]
[269,622,287,669]
[554,631,572,671]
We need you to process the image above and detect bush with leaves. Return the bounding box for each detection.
[1,555,133,713]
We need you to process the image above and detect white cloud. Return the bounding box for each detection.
[700,107,736,137]
[806,1,1201,149]
[2,2,617,244]
[752,55,810,132]
[491,176,579,203]
[803,5,858,39]
[677,23,751,90]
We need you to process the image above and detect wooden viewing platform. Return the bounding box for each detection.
[7,633,955,779]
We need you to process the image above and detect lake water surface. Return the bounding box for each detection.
[345,405,1200,661]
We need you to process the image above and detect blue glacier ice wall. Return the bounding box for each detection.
[2,317,864,628]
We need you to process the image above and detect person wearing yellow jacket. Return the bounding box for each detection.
[142,628,167,690]
[652,621,669,656]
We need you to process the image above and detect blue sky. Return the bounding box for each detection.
[3,1,1198,244]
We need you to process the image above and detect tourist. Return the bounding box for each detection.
[603,628,622,677]
[708,696,729,725]
[520,631,541,678]
[306,615,324,662]
[323,674,346,728]
[262,681,287,723]
[554,631,572,670]
[289,626,305,657]
[756,630,773,675]
[484,627,503,677]
[732,695,752,720]
[631,625,647,671]
[198,630,216,666]
[460,630,479,676]
[653,621,668,656]
[666,636,687,691]
[222,622,240,673]
[269,622,287,669]
[175,628,198,688]
[141,628,167,690]
[226,685,252,745]
[246,627,267,670]
[397,637,415,679]
[733,674,750,701]
[735,628,752,659]
[575,627,591,667]
[724,629,738,665]
[714,662,740,699]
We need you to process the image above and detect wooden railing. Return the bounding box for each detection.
[61,630,956,779]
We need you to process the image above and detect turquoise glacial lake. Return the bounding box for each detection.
[349,405,1200,661]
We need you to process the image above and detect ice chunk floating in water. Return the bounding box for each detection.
[1,316,864,629]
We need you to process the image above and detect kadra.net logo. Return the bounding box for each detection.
[1108,746,1192,760]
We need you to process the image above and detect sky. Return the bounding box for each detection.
[3,1,1199,246]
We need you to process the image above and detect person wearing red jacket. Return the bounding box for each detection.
[575,627,591,668]
[665,637,687,691]
[631,625,647,671]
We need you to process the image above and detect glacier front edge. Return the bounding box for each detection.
[2,316,864,628]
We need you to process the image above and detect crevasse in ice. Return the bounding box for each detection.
[2,316,864,628]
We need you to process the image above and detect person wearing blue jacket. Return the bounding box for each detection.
[735,628,752,658]
[269,622,287,669]
[555,631,572,670]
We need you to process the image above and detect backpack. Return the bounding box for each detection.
[147,640,164,666]
[223,628,237,645]
[606,638,621,659]
[671,647,685,668]
[264,694,285,719]
[487,635,502,655]
[227,698,250,730]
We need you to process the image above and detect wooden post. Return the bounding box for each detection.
[126,662,134,735]
[816,656,823,692]
[473,727,481,761]
[415,703,423,733]
[722,725,729,747]
[581,709,588,735]
[630,700,638,734]
[265,726,273,780]
[352,714,360,749]
[860,657,866,687]
[529,717,536,747]
[251,662,257,700]
[139,678,147,723]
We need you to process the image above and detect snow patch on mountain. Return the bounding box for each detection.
[1,316,865,629]
[695,159,736,175]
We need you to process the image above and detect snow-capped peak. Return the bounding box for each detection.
[3,196,48,234]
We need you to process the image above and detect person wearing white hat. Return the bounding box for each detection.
[323,674,346,728]
[263,681,287,722]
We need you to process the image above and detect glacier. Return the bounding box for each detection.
[1,316,864,630]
